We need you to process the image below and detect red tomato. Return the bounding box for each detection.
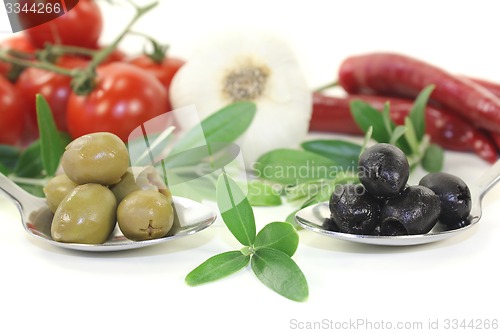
[0,35,36,79]
[129,56,185,90]
[16,56,88,133]
[0,76,25,145]
[98,47,127,64]
[66,62,168,142]
[25,0,103,49]
[129,56,185,109]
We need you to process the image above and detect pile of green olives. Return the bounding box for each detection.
[326,143,472,236]
[44,132,174,244]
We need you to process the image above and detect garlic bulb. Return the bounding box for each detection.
[169,31,312,169]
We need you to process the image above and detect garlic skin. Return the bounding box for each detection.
[169,31,312,169]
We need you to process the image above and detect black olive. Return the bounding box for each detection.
[380,185,441,236]
[358,143,410,198]
[329,184,380,235]
[323,217,340,232]
[419,172,472,226]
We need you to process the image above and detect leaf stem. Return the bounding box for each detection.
[8,176,49,187]
[240,246,254,256]
[314,81,338,92]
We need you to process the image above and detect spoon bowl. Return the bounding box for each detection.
[295,159,500,246]
[0,173,216,252]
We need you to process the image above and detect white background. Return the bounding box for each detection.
[2,1,500,332]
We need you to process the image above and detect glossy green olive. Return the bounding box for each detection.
[43,174,78,213]
[117,190,174,241]
[61,132,129,185]
[51,184,117,244]
[111,166,172,204]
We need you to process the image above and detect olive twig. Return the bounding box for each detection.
[8,176,49,188]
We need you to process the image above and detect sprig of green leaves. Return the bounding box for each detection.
[350,85,444,172]
[253,140,361,220]
[185,173,309,302]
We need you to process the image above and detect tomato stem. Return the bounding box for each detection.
[0,51,76,77]
[40,44,99,59]
[129,31,168,64]
[88,1,158,71]
[70,1,159,95]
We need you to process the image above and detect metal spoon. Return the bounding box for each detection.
[295,159,500,246]
[0,173,216,252]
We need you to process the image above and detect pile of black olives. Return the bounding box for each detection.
[325,143,472,236]
[44,132,174,244]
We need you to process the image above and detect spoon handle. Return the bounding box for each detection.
[476,158,500,199]
[0,172,37,207]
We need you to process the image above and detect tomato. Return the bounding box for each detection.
[24,0,103,49]
[97,46,127,64]
[66,62,168,142]
[129,55,185,109]
[16,56,88,133]
[0,35,36,80]
[0,76,25,145]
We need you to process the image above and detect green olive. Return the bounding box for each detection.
[51,184,117,244]
[61,132,129,185]
[117,190,174,241]
[43,174,78,213]
[111,166,173,204]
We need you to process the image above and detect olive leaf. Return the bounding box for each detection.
[0,145,20,173]
[422,144,444,172]
[36,94,66,177]
[254,222,299,257]
[350,100,392,143]
[382,102,394,136]
[251,247,308,302]
[246,180,282,207]
[301,140,361,169]
[0,162,9,175]
[349,85,443,173]
[185,251,250,286]
[188,172,309,302]
[216,173,256,246]
[254,149,337,186]
[390,126,407,145]
[171,101,256,155]
[404,118,420,153]
[409,84,435,141]
[351,99,413,154]
[14,141,44,178]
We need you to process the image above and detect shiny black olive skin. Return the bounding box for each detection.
[323,217,340,232]
[358,143,410,198]
[419,172,472,226]
[329,184,380,235]
[380,185,441,236]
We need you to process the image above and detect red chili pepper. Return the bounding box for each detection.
[310,93,498,163]
[467,77,500,99]
[463,77,500,153]
[338,53,500,134]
